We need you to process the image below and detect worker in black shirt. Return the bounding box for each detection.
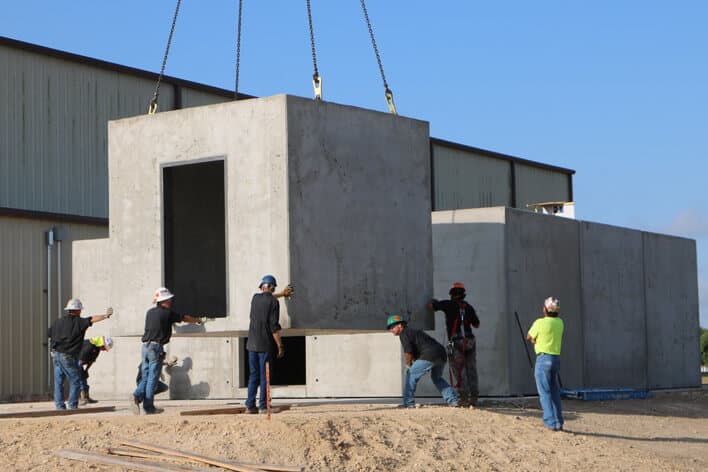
[245,275,294,414]
[427,282,481,406]
[47,298,113,410]
[77,335,113,405]
[131,287,203,415]
[387,314,459,408]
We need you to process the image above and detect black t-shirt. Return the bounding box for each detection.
[246,292,281,353]
[141,305,184,345]
[48,315,93,355]
[431,299,480,339]
[399,327,446,362]
[78,340,101,364]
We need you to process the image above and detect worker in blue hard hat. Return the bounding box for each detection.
[387,314,459,408]
[245,275,294,414]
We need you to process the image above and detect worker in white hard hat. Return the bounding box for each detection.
[131,287,203,415]
[77,336,113,405]
[527,296,565,431]
[47,299,113,410]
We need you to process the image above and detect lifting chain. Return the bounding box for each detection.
[234,0,244,99]
[359,0,396,115]
[148,0,182,115]
[306,0,323,100]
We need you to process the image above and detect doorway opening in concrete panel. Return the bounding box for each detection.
[163,159,226,317]
[240,337,306,386]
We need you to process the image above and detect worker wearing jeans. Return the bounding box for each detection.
[47,298,112,410]
[527,296,565,431]
[388,314,459,408]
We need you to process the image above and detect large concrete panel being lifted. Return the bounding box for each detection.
[95,95,432,335]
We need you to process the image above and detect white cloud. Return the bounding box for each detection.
[660,209,708,238]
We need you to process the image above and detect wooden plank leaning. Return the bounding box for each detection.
[119,439,266,472]
[0,406,115,419]
[108,446,305,472]
[179,406,247,416]
[55,448,199,472]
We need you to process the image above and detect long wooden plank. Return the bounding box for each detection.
[179,406,246,416]
[110,447,304,472]
[119,440,264,472]
[55,448,198,472]
[0,405,115,419]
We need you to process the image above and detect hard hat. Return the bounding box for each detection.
[154,287,175,303]
[451,282,466,290]
[104,336,113,350]
[449,282,466,298]
[386,314,407,330]
[89,336,112,350]
[259,275,277,288]
[544,297,560,313]
[64,298,84,311]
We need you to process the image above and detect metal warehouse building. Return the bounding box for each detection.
[1,36,698,402]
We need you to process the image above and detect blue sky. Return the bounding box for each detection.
[2,1,706,326]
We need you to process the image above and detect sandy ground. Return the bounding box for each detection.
[0,389,706,471]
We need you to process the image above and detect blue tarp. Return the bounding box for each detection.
[560,388,652,401]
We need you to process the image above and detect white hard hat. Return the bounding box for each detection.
[154,287,174,303]
[64,298,84,311]
[104,336,113,350]
[544,297,560,313]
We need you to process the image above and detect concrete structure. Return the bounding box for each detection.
[426,207,701,396]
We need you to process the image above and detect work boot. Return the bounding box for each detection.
[259,407,281,414]
[245,407,259,414]
[82,388,98,404]
[130,394,141,415]
[144,407,164,415]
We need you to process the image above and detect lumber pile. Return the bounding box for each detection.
[54,439,304,472]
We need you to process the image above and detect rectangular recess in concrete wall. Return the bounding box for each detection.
[163,159,226,317]
[580,222,647,388]
[240,336,306,387]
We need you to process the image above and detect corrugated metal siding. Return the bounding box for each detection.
[0,43,232,219]
[180,87,232,108]
[432,143,512,211]
[0,217,107,400]
[514,163,572,209]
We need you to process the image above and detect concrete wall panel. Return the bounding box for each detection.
[580,222,647,388]
[431,208,510,395]
[306,333,403,397]
[644,232,701,388]
[506,208,583,394]
[287,98,432,330]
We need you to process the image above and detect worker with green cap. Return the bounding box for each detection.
[387,314,459,408]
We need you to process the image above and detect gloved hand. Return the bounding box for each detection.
[283,284,294,298]
[105,307,114,318]
[277,344,286,359]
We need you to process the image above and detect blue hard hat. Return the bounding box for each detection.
[259,274,277,288]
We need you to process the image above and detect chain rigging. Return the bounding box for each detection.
[306,0,323,100]
[359,0,396,115]
[234,0,244,99]
[148,0,182,115]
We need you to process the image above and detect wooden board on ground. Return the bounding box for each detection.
[120,439,303,472]
[0,406,115,419]
[179,406,246,416]
[179,404,291,416]
[55,448,205,472]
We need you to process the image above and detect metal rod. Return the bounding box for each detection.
[46,229,54,390]
[56,238,62,320]
[514,311,533,368]
[266,361,271,420]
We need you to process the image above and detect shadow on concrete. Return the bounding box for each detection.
[167,357,210,400]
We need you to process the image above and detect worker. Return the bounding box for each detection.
[527,296,564,431]
[77,335,113,405]
[387,314,459,408]
[47,298,113,410]
[245,275,293,414]
[131,287,203,415]
[427,282,481,406]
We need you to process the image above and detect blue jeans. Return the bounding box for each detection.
[133,343,164,412]
[246,351,271,410]
[534,353,564,430]
[53,352,82,409]
[403,359,459,407]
